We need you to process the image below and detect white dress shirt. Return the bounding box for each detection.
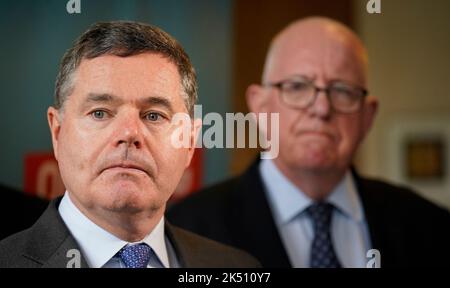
[259,159,372,268]
[58,192,179,268]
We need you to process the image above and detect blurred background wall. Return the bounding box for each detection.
[353,0,450,208]
[0,0,233,190]
[0,0,449,209]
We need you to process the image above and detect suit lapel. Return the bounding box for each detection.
[23,198,89,268]
[164,221,188,267]
[353,170,404,267]
[230,161,291,267]
[354,172,385,252]
[165,221,210,268]
[43,236,89,268]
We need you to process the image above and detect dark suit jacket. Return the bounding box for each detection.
[0,184,48,240]
[0,197,260,268]
[167,161,450,267]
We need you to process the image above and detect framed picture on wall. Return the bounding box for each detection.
[404,134,445,182]
[387,116,450,207]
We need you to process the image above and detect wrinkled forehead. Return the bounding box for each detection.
[263,23,368,87]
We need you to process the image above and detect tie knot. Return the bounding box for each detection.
[118,243,152,268]
[306,202,334,228]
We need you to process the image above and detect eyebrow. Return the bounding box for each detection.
[82,93,174,114]
[141,96,174,115]
[289,74,316,82]
[78,93,121,112]
[85,93,121,104]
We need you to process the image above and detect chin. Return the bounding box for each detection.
[97,185,161,213]
[106,195,162,214]
[283,152,337,172]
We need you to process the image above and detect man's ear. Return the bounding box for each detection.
[185,117,202,168]
[361,95,378,139]
[246,84,270,115]
[47,107,62,160]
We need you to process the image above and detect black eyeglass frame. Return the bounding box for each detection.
[266,78,369,114]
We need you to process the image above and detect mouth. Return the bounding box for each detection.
[299,130,334,138]
[298,130,335,141]
[102,163,148,176]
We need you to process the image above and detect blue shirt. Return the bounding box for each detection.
[58,192,179,268]
[259,160,372,268]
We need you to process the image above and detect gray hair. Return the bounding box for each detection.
[54,21,198,116]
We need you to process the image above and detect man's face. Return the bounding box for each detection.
[255,31,376,175]
[48,53,196,216]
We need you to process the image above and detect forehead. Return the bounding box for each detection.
[264,31,367,86]
[71,53,182,104]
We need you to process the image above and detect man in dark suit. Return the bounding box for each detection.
[168,17,450,268]
[0,21,260,268]
[0,184,48,240]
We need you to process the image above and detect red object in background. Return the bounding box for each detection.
[24,149,203,202]
[24,153,65,200]
[170,148,203,203]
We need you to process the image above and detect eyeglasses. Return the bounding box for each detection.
[266,77,368,114]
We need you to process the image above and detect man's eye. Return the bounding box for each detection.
[145,112,162,122]
[91,110,107,119]
[287,81,311,91]
[332,86,354,97]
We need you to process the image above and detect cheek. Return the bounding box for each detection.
[276,107,297,142]
[57,123,96,178]
[150,134,189,183]
[336,117,363,155]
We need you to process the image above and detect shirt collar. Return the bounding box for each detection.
[327,172,364,223]
[58,192,170,268]
[259,159,364,224]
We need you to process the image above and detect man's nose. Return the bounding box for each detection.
[114,113,144,149]
[307,89,332,119]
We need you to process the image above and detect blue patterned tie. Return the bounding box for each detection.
[307,202,342,268]
[118,243,152,268]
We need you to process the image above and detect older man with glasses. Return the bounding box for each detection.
[168,17,450,268]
